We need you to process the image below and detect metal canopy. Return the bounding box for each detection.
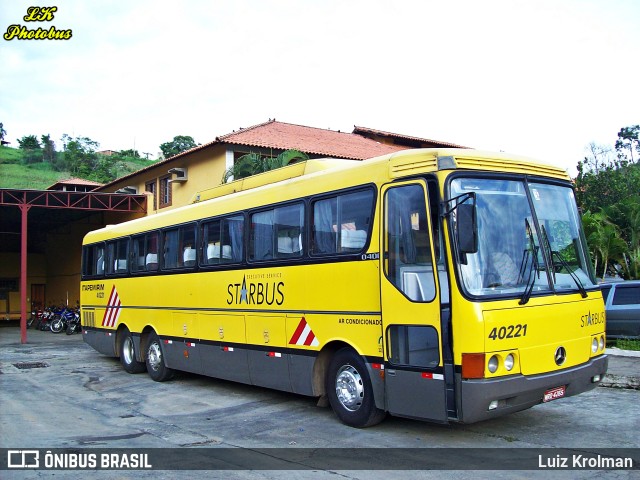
[0,189,146,211]
[0,188,147,344]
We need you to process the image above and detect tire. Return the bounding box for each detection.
[119,328,146,373]
[326,348,386,428]
[50,317,64,333]
[145,331,174,382]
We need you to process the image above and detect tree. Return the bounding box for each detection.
[0,122,7,145]
[41,134,55,163]
[577,125,640,279]
[582,211,627,279]
[61,134,100,177]
[119,149,140,158]
[615,125,640,163]
[221,149,309,183]
[575,142,639,213]
[17,135,41,164]
[159,136,199,159]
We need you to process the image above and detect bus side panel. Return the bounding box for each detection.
[199,313,250,384]
[246,314,292,391]
[288,352,316,396]
[160,313,202,374]
[83,327,117,358]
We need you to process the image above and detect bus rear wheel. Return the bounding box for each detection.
[145,331,174,382]
[326,348,385,428]
[119,327,146,373]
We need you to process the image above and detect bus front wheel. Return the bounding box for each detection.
[145,331,174,382]
[326,348,385,428]
[119,327,146,374]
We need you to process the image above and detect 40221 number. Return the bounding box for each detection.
[488,324,527,340]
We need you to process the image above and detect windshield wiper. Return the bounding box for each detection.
[519,219,539,305]
[541,226,588,298]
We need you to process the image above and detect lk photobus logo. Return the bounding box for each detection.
[3,6,73,41]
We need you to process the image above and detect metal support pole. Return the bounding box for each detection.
[19,203,31,344]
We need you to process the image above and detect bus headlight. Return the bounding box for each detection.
[504,354,514,371]
[599,336,605,351]
[592,338,598,353]
[488,355,499,373]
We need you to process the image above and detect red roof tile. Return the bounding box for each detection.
[47,178,103,190]
[353,126,468,149]
[217,120,406,160]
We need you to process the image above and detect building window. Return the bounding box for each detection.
[145,180,157,210]
[159,175,172,208]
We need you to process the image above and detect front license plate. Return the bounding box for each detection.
[543,386,566,402]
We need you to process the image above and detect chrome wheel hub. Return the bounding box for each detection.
[148,342,162,371]
[335,364,364,412]
[123,337,135,365]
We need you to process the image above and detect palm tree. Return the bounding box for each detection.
[221,149,309,183]
[583,211,627,279]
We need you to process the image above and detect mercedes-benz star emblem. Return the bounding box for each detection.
[555,346,567,366]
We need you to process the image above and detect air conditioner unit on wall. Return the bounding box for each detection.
[168,167,187,183]
[115,186,137,194]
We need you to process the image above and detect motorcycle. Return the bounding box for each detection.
[50,306,77,334]
[65,311,81,335]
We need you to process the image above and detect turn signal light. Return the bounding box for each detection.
[462,353,485,379]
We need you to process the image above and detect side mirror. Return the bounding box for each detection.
[457,203,478,254]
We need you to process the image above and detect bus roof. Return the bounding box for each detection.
[83,148,570,244]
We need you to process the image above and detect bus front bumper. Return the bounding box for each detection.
[458,354,608,424]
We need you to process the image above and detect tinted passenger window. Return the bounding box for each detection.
[311,189,374,255]
[250,203,304,261]
[105,238,129,275]
[131,232,159,273]
[163,224,196,269]
[202,215,244,264]
[83,243,105,277]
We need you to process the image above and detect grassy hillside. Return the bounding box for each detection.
[0,145,155,189]
[0,163,72,189]
[0,146,72,189]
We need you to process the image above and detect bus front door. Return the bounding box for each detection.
[380,181,448,422]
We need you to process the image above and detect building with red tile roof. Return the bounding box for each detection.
[100,119,465,213]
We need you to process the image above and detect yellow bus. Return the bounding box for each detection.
[80,149,608,427]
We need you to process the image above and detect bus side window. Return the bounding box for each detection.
[250,204,304,262]
[131,232,159,273]
[275,204,303,259]
[95,246,105,275]
[312,197,337,254]
[145,232,159,271]
[82,244,104,277]
[250,210,274,261]
[312,189,374,255]
[181,225,196,268]
[203,215,244,265]
[105,238,129,275]
[163,229,179,269]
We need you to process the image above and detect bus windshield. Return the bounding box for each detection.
[449,177,596,299]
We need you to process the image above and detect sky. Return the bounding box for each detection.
[1,0,638,175]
